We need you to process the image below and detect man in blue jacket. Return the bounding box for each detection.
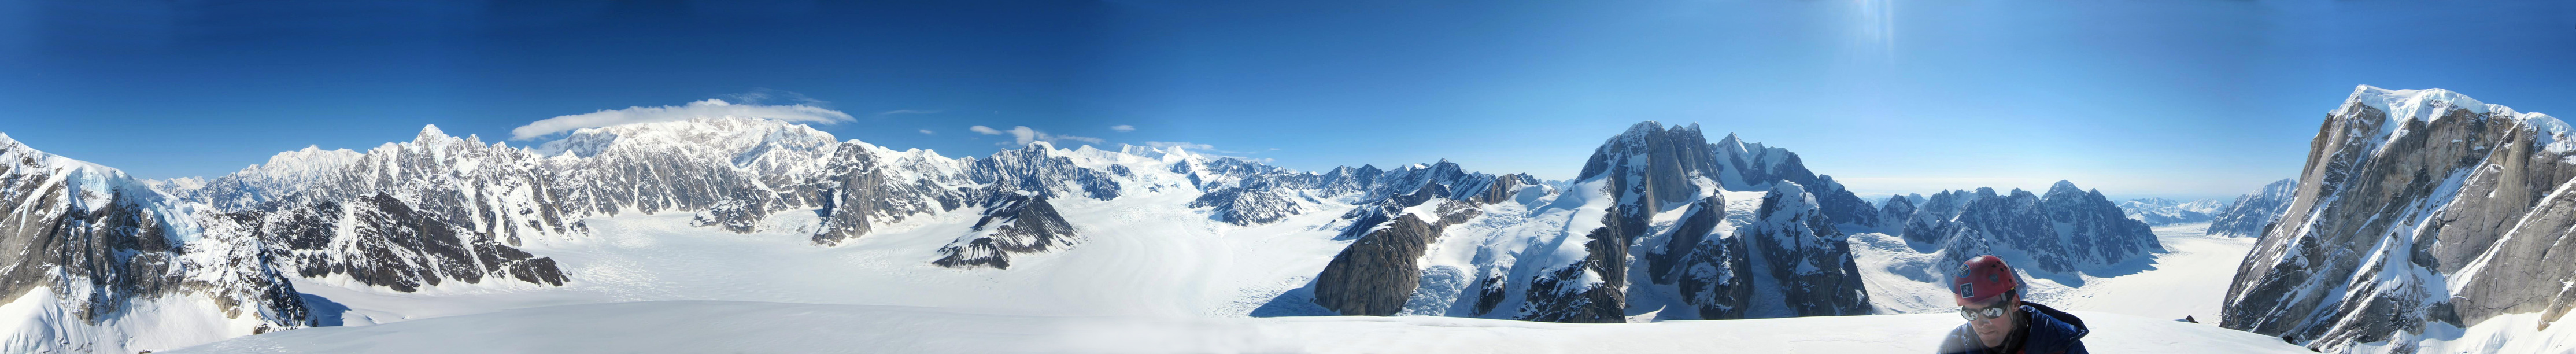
[1936,255,2090,354]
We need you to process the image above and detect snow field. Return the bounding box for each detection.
[167,300,2314,353]
[291,189,1364,325]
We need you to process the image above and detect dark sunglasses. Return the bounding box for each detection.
[1958,305,2008,322]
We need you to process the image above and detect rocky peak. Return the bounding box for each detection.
[1575,121,1718,215]
[2223,87,2576,352]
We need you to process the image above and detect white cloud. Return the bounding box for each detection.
[511,99,853,140]
[1144,141,1271,154]
[1110,124,1136,132]
[1143,141,1214,150]
[971,126,1103,146]
[1143,141,1270,161]
[918,129,935,135]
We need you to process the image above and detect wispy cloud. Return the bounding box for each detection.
[1144,141,1268,155]
[880,109,942,116]
[1143,141,1214,150]
[918,129,935,135]
[1110,124,1136,132]
[970,125,1103,146]
[511,98,853,140]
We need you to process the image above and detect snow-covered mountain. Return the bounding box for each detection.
[1882,183,2164,275]
[2203,179,2297,238]
[2223,86,2576,353]
[0,134,307,354]
[1268,122,1874,322]
[0,119,1916,351]
[2115,197,2228,226]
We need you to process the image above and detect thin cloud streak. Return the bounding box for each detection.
[509,99,854,140]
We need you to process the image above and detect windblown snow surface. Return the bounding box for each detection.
[1856,223,2256,323]
[166,300,2305,353]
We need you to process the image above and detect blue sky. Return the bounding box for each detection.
[1,1,2571,200]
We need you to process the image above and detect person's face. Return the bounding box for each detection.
[1961,294,2019,348]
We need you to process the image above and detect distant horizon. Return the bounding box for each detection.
[6,1,2571,198]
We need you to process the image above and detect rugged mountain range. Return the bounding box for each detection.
[1269,122,1876,322]
[2223,86,2576,352]
[2204,179,2297,238]
[2115,197,2228,226]
[1,118,1914,351]
[1881,183,2165,275]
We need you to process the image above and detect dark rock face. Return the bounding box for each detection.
[2205,179,2297,238]
[1509,121,1874,323]
[249,194,568,293]
[1580,123,1720,211]
[1517,122,1727,323]
[0,136,310,353]
[1736,182,1872,317]
[1302,162,1536,316]
[2223,86,2576,352]
[933,194,1080,270]
[1916,182,2161,274]
[1646,196,1726,285]
[1650,197,1757,319]
[809,142,963,246]
[1516,205,1640,323]
[1312,214,1443,316]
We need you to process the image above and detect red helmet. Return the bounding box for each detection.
[1952,255,2019,305]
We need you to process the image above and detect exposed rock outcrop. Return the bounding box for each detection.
[0,134,310,354]
[933,194,1080,270]
[1312,214,1443,316]
[1735,182,1872,316]
[2223,86,2576,352]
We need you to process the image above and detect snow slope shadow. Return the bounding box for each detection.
[1248,279,1335,317]
[298,293,352,327]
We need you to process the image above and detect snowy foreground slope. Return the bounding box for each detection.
[167,300,2310,354]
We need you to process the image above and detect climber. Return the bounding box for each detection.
[1936,255,2090,354]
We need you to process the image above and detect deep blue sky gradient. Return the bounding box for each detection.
[2,0,2571,200]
